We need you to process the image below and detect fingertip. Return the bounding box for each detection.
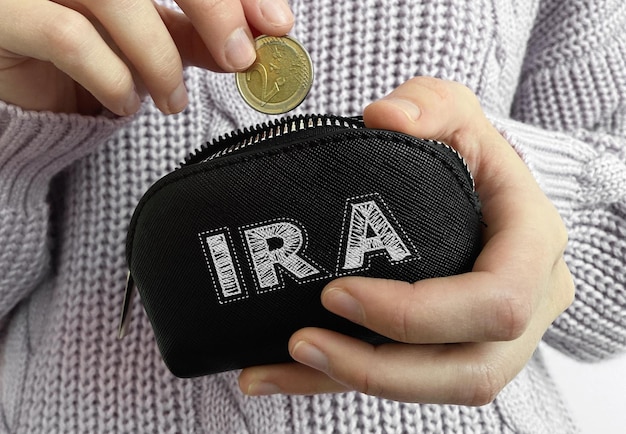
[237,369,252,393]
[321,287,365,324]
[165,82,189,114]
[224,27,256,71]
[290,340,330,373]
[120,91,141,116]
[287,328,308,353]
[246,381,282,396]
[258,0,295,30]
[238,369,282,396]
[363,98,420,133]
[382,97,422,122]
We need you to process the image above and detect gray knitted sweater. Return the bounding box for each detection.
[1,0,625,432]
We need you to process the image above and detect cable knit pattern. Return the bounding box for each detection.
[0,0,624,432]
[509,0,626,362]
[513,0,626,134]
[0,103,128,322]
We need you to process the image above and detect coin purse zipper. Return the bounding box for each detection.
[118,114,475,338]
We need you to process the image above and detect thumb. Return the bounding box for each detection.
[364,77,533,199]
[363,77,563,247]
[364,77,487,140]
[363,76,503,179]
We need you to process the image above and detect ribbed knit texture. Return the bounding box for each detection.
[0,0,624,432]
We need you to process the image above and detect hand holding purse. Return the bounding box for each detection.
[122,114,483,377]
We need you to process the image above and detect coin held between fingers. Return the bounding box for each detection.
[236,35,313,114]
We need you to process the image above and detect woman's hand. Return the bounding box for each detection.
[0,0,293,115]
[238,77,575,405]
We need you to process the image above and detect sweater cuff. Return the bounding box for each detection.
[487,114,626,219]
[0,101,131,211]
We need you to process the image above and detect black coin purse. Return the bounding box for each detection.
[121,114,483,378]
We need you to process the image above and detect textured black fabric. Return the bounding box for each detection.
[127,116,482,377]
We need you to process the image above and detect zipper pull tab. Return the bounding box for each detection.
[118,271,136,339]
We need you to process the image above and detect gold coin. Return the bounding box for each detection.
[236,35,313,114]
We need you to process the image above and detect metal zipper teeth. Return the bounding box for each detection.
[200,115,364,163]
[423,139,476,192]
[180,114,364,167]
[183,114,475,192]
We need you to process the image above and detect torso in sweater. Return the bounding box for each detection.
[6,0,618,432]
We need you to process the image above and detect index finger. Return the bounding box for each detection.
[175,0,294,71]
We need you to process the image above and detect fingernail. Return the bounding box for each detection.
[259,0,294,27]
[384,97,421,122]
[167,82,188,114]
[291,341,329,372]
[247,381,282,396]
[225,27,256,70]
[323,287,364,324]
[123,91,141,116]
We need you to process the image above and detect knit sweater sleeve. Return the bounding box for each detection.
[488,0,626,362]
[0,101,129,322]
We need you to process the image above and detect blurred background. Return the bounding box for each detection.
[542,343,626,434]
